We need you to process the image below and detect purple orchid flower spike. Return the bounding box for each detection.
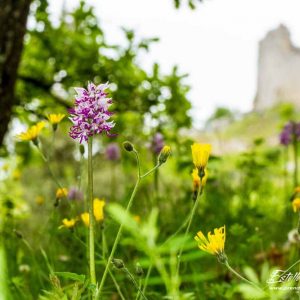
[69,82,115,143]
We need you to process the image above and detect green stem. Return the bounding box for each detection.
[176,186,203,276]
[293,132,298,187]
[98,153,141,297]
[98,151,161,298]
[88,137,96,290]
[140,163,160,179]
[140,264,152,300]
[123,268,148,300]
[224,260,262,291]
[36,144,63,191]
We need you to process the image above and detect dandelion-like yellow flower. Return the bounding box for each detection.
[61,218,76,228]
[191,143,212,171]
[47,113,66,125]
[56,188,68,199]
[158,145,171,164]
[295,187,300,193]
[35,196,45,205]
[16,121,45,142]
[12,169,21,180]
[292,198,300,212]
[195,226,226,262]
[133,215,141,223]
[192,168,208,191]
[93,198,105,221]
[81,212,90,227]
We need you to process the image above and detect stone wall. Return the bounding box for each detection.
[254,24,300,110]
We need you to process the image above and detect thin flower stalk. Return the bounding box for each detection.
[88,137,97,289]
[98,145,169,298]
[176,184,203,276]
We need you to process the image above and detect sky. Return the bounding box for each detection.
[49,0,300,127]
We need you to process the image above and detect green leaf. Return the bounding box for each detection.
[54,272,86,283]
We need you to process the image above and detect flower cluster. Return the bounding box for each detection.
[279,121,300,146]
[69,82,115,143]
[60,198,106,229]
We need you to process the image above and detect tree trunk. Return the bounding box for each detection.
[0,0,32,146]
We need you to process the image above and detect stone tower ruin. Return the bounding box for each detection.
[254,24,300,110]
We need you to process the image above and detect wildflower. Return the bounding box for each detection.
[192,168,208,191]
[195,226,227,263]
[94,198,105,221]
[81,212,90,227]
[135,263,144,277]
[35,196,45,205]
[292,198,300,212]
[295,187,300,193]
[56,188,68,199]
[151,132,164,154]
[2,163,9,172]
[112,258,125,269]
[123,141,134,152]
[105,143,120,161]
[19,264,31,273]
[47,113,66,131]
[12,169,21,180]
[61,218,76,228]
[279,121,300,146]
[81,198,105,227]
[133,215,141,223]
[67,187,83,201]
[69,82,115,143]
[158,145,171,164]
[191,143,212,174]
[16,122,45,143]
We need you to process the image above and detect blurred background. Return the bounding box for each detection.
[2,0,300,299]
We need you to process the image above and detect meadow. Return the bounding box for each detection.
[1,1,300,299]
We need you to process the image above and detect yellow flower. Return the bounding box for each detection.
[61,218,76,228]
[195,226,226,257]
[35,196,45,205]
[47,113,66,125]
[295,187,300,193]
[81,212,90,227]
[12,169,21,180]
[292,198,300,212]
[158,145,171,164]
[191,143,212,170]
[17,121,45,142]
[93,198,105,221]
[56,188,68,199]
[133,215,141,223]
[192,168,208,191]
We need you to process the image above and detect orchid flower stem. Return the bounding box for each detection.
[176,185,203,276]
[88,137,97,294]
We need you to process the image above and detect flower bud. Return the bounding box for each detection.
[158,145,171,164]
[123,141,134,152]
[135,263,144,277]
[112,258,125,269]
[79,144,85,155]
